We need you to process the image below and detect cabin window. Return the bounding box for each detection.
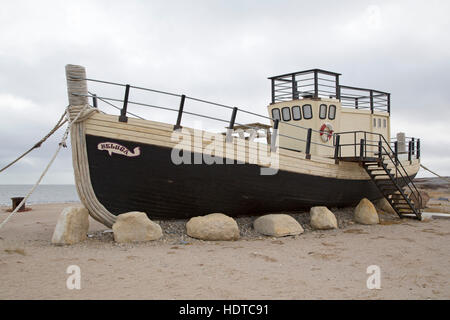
[292,106,302,120]
[282,107,291,121]
[319,104,327,119]
[373,118,377,127]
[272,108,281,121]
[329,105,336,120]
[378,118,381,127]
[302,104,312,119]
[383,119,387,128]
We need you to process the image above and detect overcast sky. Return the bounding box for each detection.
[1,0,449,184]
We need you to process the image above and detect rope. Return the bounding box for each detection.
[0,105,90,231]
[0,111,68,173]
[420,164,450,183]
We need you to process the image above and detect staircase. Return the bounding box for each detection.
[362,159,422,220]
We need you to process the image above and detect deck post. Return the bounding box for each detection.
[292,74,298,100]
[394,141,398,164]
[119,84,130,123]
[370,90,374,114]
[271,79,275,104]
[313,70,319,99]
[334,134,340,163]
[387,93,391,114]
[270,119,279,152]
[360,139,365,160]
[174,94,186,130]
[65,64,88,106]
[92,94,98,108]
[378,140,382,162]
[408,141,412,162]
[226,107,238,143]
[335,75,340,100]
[417,139,420,159]
[305,128,312,159]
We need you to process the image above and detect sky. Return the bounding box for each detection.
[0,0,449,184]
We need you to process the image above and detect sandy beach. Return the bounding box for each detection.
[0,177,449,300]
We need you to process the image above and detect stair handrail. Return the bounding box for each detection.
[377,135,422,212]
[335,130,422,212]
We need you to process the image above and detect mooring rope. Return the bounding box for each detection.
[0,111,68,173]
[0,105,90,231]
[420,164,450,183]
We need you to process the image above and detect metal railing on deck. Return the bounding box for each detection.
[334,130,422,210]
[268,68,390,114]
[68,76,337,158]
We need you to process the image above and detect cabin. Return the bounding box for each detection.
[267,69,391,158]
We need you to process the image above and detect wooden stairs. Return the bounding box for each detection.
[362,159,421,220]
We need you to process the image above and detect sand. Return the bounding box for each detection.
[0,179,449,300]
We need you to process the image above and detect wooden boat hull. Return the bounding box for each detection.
[70,109,420,227]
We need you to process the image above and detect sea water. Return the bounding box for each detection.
[0,185,79,206]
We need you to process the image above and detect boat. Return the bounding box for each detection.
[65,65,422,227]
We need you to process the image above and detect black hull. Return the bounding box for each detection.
[86,134,415,219]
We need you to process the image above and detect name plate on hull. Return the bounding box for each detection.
[97,142,141,157]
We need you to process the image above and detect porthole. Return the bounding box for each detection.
[272,108,281,121]
[319,104,327,119]
[282,107,291,121]
[329,105,336,120]
[302,104,312,119]
[292,106,302,120]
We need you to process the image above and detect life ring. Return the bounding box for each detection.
[320,123,334,142]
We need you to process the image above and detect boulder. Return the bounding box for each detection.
[112,212,162,243]
[409,190,430,209]
[253,214,304,237]
[186,213,239,241]
[354,198,380,225]
[52,206,89,245]
[375,198,396,215]
[310,206,338,230]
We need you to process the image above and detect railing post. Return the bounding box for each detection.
[305,128,312,159]
[226,107,238,143]
[92,94,98,108]
[174,94,186,130]
[270,119,279,152]
[417,139,420,159]
[394,141,398,165]
[313,70,318,99]
[292,74,298,100]
[370,90,374,114]
[335,75,340,100]
[411,137,415,155]
[355,98,359,109]
[408,141,412,162]
[119,84,130,123]
[334,134,340,163]
[378,140,382,162]
[360,139,365,160]
[271,79,275,104]
[387,93,391,114]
